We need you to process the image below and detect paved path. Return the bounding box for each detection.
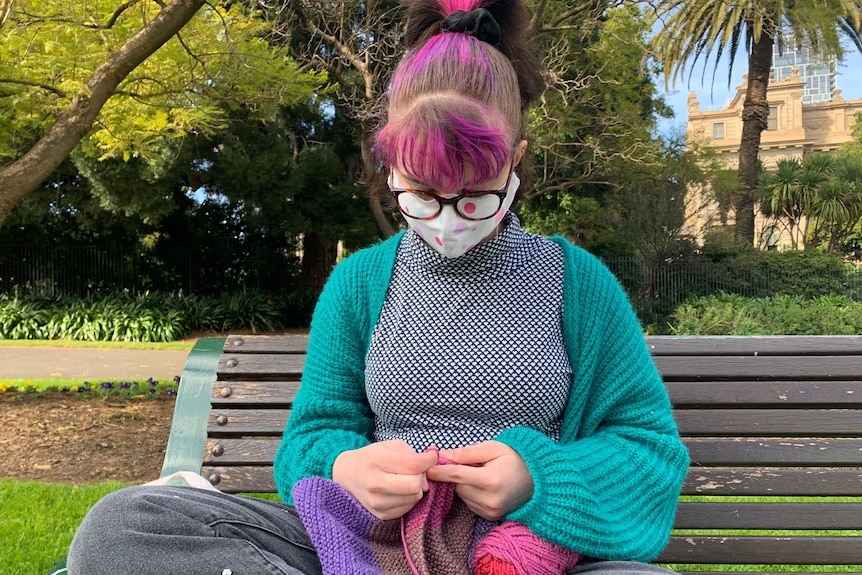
[0,346,189,380]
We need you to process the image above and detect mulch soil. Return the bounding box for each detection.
[0,393,174,484]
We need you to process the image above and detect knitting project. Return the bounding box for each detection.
[292,458,582,575]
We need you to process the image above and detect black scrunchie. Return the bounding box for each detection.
[440,8,501,47]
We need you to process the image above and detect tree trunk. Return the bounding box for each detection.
[299,231,338,297]
[0,0,206,228]
[734,28,774,247]
[361,122,396,238]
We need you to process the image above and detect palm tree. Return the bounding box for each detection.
[757,158,804,247]
[758,154,831,249]
[811,153,862,252]
[650,0,862,246]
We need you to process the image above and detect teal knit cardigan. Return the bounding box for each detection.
[274,232,689,562]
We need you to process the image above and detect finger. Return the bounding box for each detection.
[438,442,500,465]
[366,495,422,521]
[374,472,431,498]
[376,447,439,475]
[426,461,485,485]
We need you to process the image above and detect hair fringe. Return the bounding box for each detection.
[376,96,512,192]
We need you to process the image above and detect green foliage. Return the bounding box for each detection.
[671,292,862,335]
[651,0,862,90]
[607,247,860,332]
[217,290,280,333]
[0,1,324,165]
[0,290,315,342]
[758,151,862,254]
[718,249,854,299]
[527,5,670,202]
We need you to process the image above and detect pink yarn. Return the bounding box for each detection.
[401,449,582,575]
[471,522,583,575]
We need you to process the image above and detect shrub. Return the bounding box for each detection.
[0,289,309,342]
[671,292,862,335]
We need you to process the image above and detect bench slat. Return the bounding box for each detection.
[204,438,280,465]
[208,409,291,435]
[205,407,862,439]
[658,536,862,564]
[201,465,277,493]
[666,380,862,406]
[218,353,306,380]
[654,355,862,380]
[224,335,310,353]
[685,438,862,466]
[202,434,862,468]
[202,458,862,497]
[211,381,300,407]
[683,467,862,496]
[646,335,862,356]
[673,409,862,436]
[675,502,862,529]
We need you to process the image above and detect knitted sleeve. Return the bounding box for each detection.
[273,237,400,503]
[496,241,689,562]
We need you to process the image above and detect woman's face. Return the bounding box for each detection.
[389,141,527,258]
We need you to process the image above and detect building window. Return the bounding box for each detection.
[767,106,778,131]
[713,123,725,140]
[762,225,781,250]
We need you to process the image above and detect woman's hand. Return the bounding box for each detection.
[332,440,439,520]
[425,441,534,521]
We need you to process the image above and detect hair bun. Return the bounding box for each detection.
[401,0,544,110]
[440,8,501,47]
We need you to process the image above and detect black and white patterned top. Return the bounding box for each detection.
[365,214,573,451]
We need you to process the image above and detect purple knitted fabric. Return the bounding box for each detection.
[293,476,478,575]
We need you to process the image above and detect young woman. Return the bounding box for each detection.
[67,0,688,572]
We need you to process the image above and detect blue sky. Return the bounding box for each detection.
[657,47,862,136]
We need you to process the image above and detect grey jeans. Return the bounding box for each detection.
[68,485,677,575]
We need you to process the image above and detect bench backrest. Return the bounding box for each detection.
[163,334,862,572]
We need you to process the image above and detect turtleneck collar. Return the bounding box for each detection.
[398,213,535,277]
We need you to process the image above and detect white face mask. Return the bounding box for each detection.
[395,171,520,259]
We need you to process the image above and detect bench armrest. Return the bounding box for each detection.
[160,338,226,478]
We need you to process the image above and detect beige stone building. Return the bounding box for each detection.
[685,68,862,249]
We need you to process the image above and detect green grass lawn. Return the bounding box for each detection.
[0,338,195,351]
[0,479,126,575]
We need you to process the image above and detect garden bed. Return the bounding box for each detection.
[0,394,173,484]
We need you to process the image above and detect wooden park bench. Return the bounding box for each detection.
[52,334,862,574]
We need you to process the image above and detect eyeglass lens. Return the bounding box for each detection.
[397,191,502,220]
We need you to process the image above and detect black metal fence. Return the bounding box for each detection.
[604,257,862,327]
[0,243,301,297]
[3,244,862,327]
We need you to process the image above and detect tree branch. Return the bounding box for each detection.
[0,78,66,97]
[86,0,142,29]
[0,0,208,227]
[0,0,12,31]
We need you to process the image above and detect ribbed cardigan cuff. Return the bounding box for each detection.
[496,424,683,562]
